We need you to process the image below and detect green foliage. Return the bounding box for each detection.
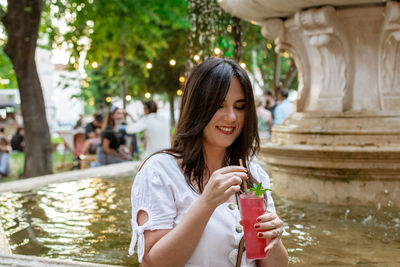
[44,0,190,107]
[0,49,17,88]
[245,182,271,196]
[1,0,298,111]
[187,0,297,91]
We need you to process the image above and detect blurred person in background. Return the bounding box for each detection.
[273,88,294,125]
[255,97,272,140]
[125,100,170,160]
[0,137,11,178]
[97,106,131,165]
[74,114,86,129]
[83,113,103,155]
[263,90,277,119]
[11,127,24,152]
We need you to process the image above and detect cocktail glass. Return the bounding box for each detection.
[239,193,267,259]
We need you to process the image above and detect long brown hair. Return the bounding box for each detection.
[160,58,259,193]
[102,105,119,131]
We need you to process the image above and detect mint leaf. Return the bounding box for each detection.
[246,182,271,196]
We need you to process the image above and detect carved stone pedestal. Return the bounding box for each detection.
[220,1,400,207]
[258,111,400,207]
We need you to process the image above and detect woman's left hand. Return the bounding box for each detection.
[254,211,284,253]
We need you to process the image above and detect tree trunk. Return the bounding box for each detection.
[2,0,53,177]
[120,39,127,109]
[272,43,281,95]
[167,92,175,127]
[282,64,297,89]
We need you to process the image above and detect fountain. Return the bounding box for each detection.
[219,0,400,207]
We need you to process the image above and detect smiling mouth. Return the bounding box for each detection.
[216,126,235,135]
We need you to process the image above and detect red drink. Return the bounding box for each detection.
[239,193,267,259]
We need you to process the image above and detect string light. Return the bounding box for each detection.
[214,47,221,55]
[146,62,152,69]
[169,59,176,66]
[126,95,132,101]
[177,89,183,96]
[106,97,111,103]
[267,43,272,50]
[91,62,98,68]
[240,62,246,69]
[144,92,151,99]
[81,81,89,88]
[282,52,290,58]
[179,76,186,83]
[193,55,200,62]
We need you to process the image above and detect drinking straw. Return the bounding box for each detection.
[239,158,247,191]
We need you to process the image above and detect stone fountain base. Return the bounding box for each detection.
[259,112,400,208]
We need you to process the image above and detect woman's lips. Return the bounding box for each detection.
[217,126,235,135]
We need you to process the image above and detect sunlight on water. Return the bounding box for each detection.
[0,176,399,266]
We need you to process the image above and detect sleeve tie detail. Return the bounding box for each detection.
[129,220,151,262]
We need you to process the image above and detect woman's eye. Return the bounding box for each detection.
[235,105,246,110]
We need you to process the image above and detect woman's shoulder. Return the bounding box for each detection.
[138,152,178,176]
[248,159,270,182]
[134,152,185,192]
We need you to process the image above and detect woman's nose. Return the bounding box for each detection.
[224,107,236,121]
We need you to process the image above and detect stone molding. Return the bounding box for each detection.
[380,1,400,110]
[262,6,351,112]
[218,0,385,22]
[260,143,400,207]
[262,19,310,111]
[271,111,400,146]
[295,6,349,111]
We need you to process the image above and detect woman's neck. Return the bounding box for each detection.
[203,145,226,175]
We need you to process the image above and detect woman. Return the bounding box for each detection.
[125,100,171,160]
[97,106,131,165]
[129,58,288,266]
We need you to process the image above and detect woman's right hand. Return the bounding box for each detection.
[200,166,248,208]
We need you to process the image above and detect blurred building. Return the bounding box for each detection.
[36,47,84,131]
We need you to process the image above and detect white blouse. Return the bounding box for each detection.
[129,153,276,267]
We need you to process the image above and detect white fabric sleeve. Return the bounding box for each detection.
[128,164,176,262]
[251,163,276,214]
[126,119,146,134]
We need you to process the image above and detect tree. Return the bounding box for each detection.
[1,0,53,177]
[187,0,298,93]
[146,29,188,126]
[49,0,189,110]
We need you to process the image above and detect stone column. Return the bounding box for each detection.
[259,2,400,207]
